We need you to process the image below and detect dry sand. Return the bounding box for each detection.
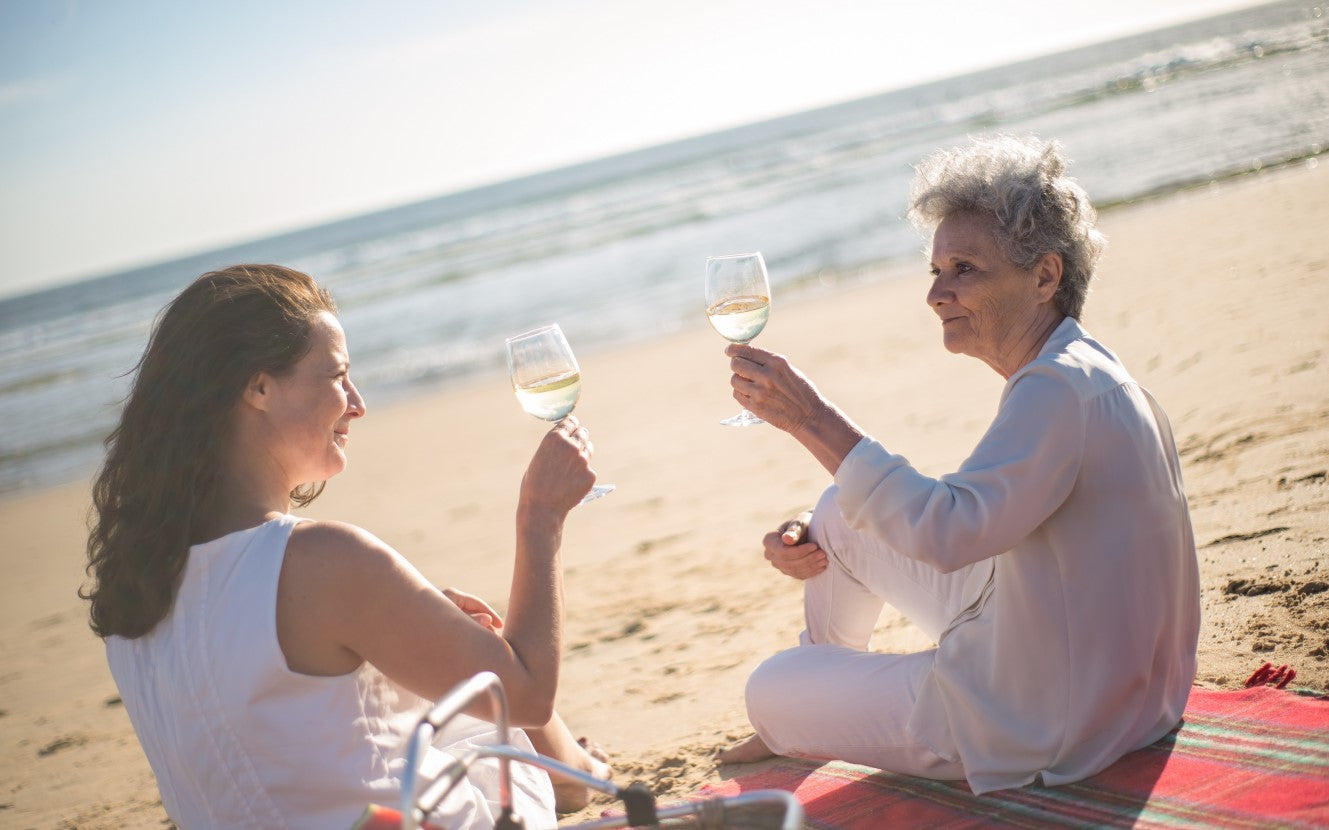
[1,159,1325,828]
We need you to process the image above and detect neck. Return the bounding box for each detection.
[196,435,294,543]
[988,307,1066,379]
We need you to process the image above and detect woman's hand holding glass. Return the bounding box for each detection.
[505,323,614,505]
[725,343,825,434]
[727,342,865,476]
[518,415,600,514]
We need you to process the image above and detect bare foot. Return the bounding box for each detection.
[717,733,775,764]
[551,737,613,813]
[578,736,613,779]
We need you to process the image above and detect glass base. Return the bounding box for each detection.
[720,409,765,427]
[580,484,616,504]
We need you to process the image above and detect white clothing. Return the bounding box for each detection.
[745,318,1199,794]
[746,485,995,781]
[107,514,556,830]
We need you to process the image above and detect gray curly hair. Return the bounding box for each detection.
[908,135,1105,320]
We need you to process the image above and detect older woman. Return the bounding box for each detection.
[83,265,609,829]
[719,136,1199,794]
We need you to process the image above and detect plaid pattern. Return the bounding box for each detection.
[700,687,1329,829]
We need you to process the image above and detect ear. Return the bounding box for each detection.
[242,372,273,412]
[1034,252,1063,303]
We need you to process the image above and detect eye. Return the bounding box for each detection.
[929,267,940,277]
[956,262,974,274]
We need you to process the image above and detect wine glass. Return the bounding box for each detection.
[705,252,771,427]
[504,323,614,503]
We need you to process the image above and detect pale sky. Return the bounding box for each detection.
[0,0,1265,299]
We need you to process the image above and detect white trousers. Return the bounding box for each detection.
[743,486,970,779]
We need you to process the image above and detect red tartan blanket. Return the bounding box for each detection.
[700,686,1329,829]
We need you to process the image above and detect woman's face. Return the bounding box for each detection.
[926,211,1055,376]
[259,311,366,487]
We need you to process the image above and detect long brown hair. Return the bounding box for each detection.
[82,264,337,639]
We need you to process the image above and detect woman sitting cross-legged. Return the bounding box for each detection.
[718,135,1200,794]
[82,264,609,829]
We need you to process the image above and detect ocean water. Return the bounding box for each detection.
[2,0,1326,494]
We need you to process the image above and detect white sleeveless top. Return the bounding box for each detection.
[106,514,556,829]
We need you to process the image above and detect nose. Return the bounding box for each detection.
[346,378,367,419]
[926,274,951,308]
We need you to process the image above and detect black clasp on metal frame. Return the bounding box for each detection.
[616,781,658,827]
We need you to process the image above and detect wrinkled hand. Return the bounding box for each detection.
[520,416,597,515]
[443,587,504,632]
[762,510,827,580]
[726,344,828,435]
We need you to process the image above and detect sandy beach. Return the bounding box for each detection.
[1,158,1325,828]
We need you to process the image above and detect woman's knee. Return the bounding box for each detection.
[806,486,840,551]
[744,648,804,726]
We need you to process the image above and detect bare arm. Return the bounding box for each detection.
[277,418,596,726]
[726,343,864,475]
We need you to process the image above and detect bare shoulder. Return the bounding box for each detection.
[278,519,463,683]
[289,518,386,550]
[285,519,404,583]
[277,521,421,675]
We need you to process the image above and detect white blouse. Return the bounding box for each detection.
[834,317,1200,794]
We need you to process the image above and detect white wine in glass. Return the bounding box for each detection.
[505,323,614,503]
[705,252,771,427]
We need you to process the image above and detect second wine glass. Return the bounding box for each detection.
[705,252,771,427]
[505,323,614,503]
